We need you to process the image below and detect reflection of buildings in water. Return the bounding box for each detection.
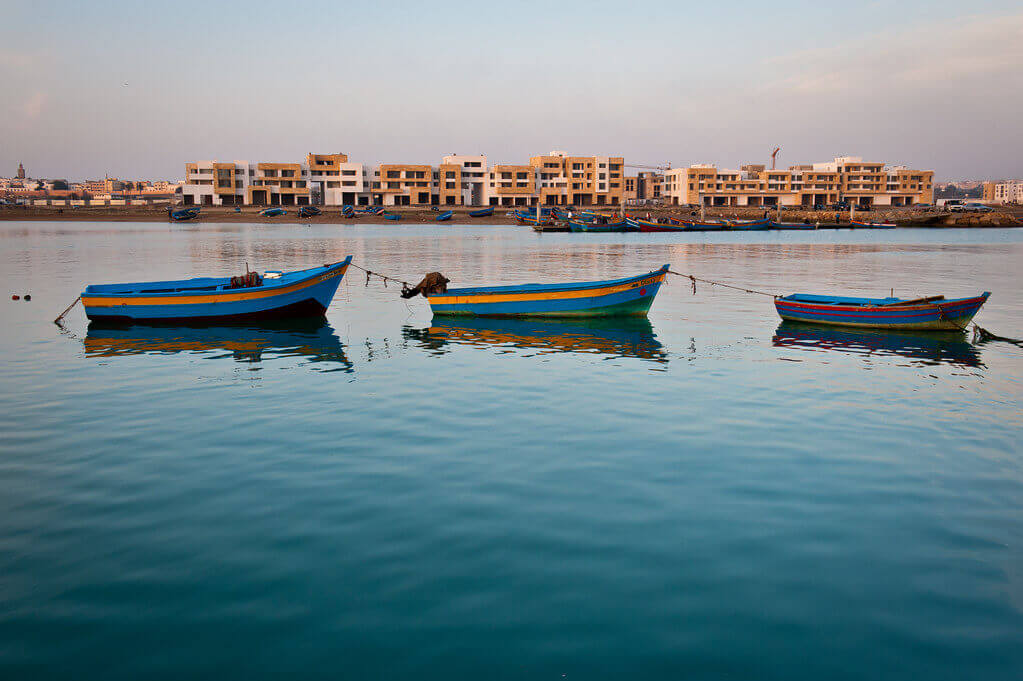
[84,320,353,372]
[772,321,982,368]
[403,316,668,363]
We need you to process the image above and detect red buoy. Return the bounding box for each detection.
[11,295,19,300]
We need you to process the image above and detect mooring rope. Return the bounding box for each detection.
[53,296,81,325]
[666,270,779,298]
[347,262,411,290]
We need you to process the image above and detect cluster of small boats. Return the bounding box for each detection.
[511,208,897,232]
[77,256,989,335]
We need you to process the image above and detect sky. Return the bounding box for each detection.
[1,0,1021,181]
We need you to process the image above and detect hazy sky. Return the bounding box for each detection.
[2,0,1021,181]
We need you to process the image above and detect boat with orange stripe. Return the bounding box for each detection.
[425,265,669,317]
[81,256,352,323]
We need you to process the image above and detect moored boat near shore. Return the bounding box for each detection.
[81,258,353,323]
[774,292,990,330]
[425,265,669,318]
[170,207,201,221]
[849,219,896,229]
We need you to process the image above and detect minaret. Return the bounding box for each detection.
[17,162,25,179]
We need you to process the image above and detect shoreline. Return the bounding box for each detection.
[1,205,1020,227]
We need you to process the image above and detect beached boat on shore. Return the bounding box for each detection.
[384,213,401,221]
[469,207,495,218]
[259,207,286,217]
[81,258,353,323]
[435,210,453,222]
[425,265,669,318]
[298,206,321,218]
[170,207,200,221]
[774,292,990,330]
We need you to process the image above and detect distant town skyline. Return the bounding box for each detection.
[1,1,1021,181]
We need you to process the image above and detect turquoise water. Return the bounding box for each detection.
[2,222,1022,679]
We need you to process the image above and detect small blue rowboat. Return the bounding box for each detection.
[435,210,453,222]
[298,206,321,218]
[81,257,353,323]
[170,207,200,221]
[469,207,495,217]
[384,213,401,221]
[260,207,286,217]
[774,292,990,330]
[770,221,817,230]
[342,205,356,218]
[426,265,669,318]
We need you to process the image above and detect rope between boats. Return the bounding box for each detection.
[347,262,411,290]
[53,296,81,325]
[666,270,778,298]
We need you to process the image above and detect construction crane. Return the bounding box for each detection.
[770,147,780,170]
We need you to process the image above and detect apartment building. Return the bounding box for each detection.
[983,180,1023,204]
[182,154,371,206]
[662,157,933,207]
[528,151,625,206]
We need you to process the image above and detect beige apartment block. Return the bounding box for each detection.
[661,157,933,208]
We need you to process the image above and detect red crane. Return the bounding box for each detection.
[770,147,780,170]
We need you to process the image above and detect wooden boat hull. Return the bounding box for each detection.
[81,258,352,323]
[469,207,495,217]
[426,265,669,318]
[260,208,286,217]
[569,219,629,232]
[850,220,896,229]
[729,218,771,230]
[775,292,990,330]
[629,218,687,232]
[436,211,453,222]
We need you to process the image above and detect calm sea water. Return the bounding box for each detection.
[1,222,1022,680]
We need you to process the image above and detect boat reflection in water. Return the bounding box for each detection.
[404,316,668,364]
[772,321,983,368]
[84,319,353,372]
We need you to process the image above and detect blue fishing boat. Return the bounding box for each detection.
[80,257,353,323]
[469,207,495,217]
[627,217,686,232]
[849,219,896,229]
[729,218,770,230]
[342,205,356,218]
[569,219,629,232]
[385,213,401,221]
[298,206,321,218]
[769,221,818,230]
[170,207,200,221]
[774,292,990,330]
[425,265,669,318]
[435,210,453,222]
[260,207,286,217]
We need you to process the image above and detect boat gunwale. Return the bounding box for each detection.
[428,265,670,297]
[777,292,990,311]
[82,256,353,299]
